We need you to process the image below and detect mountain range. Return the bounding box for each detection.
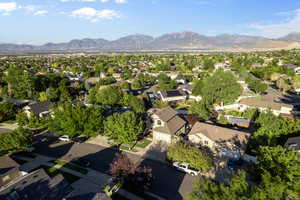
[1,31,300,53]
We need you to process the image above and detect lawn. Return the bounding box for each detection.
[52,160,88,174]
[135,139,152,149]
[42,165,80,184]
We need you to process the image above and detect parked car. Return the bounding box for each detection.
[73,158,91,167]
[59,135,70,142]
[173,162,200,176]
[72,136,88,143]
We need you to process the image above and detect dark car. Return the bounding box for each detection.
[73,158,91,167]
[72,136,88,143]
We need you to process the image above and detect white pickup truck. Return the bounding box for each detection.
[173,162,200,176]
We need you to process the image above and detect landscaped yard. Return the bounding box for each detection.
[135,139,152,149]
[52,160,88,174]
[42,165,80,184]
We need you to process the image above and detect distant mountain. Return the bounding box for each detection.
[278,32,300,41]
[1,31,300,53]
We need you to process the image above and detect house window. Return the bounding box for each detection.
[204,141,208,145]
[157,120,161,126]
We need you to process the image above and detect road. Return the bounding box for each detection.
[33,134,198,200]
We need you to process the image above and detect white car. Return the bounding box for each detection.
[173,162,200,176]
[59,135,70,142]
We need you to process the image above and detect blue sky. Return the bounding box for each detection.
[1,0,300,44]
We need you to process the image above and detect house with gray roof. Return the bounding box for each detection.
[188,122,250,159]
[158,90,187,103]
[151,107,186,144]
[23,100,53,118]
[284,136,300,152]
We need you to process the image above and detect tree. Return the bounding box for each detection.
[188,100,213,121]
[276,78,291,93]
[0,100,16,122]
[95,86,123,106]
[49,103,104,138]
[247,79,267,94]
[257,146,300,182]
[188,171,250,200]
[167,142,213,171]
[104,111,144,144]
[122,93,145,113]
[110,153,152,191]
[0,127,32,152]
[199,70,242,105]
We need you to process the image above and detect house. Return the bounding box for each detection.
[0,156,21,188]
[0,168,72,200]
[24,100,53,118]
[284,64,300,74]
[239,98,293,116]
[284,136,300,152]
[188,122,250,159]
[151,107,186,144]
[158,90,187,103]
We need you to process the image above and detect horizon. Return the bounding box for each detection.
[1,0,300,44]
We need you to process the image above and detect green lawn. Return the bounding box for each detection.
[135,139,152,149]
[52,160,88,174]
[42,166,80,184]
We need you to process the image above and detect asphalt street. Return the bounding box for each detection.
[33,134,198,200]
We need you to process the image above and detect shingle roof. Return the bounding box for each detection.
[189,122,249,148]
[239,98,293,110]
[159,90,186,99]
[153,107,186,135]
[284,136,300,151]
[0,169,73,200]
[154,107,177,122]
[0,156,19,176]
[228,117,251,124]
[28,100,53,115]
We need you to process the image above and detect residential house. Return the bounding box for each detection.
[284,136,300,152]
[239,98,293,117]
[158,90,187,103]
[284,64,300,74]
[188,122,250,159]
[0,156,21,188]
[151,107,186,144]
[24,100,53,118]
[0,168,72,200]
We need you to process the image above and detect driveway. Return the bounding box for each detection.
[33,134,198,200]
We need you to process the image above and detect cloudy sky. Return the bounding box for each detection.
[0,0,300,44]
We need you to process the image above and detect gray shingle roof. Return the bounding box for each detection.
[0,156,19,176]
[28,100,53,115]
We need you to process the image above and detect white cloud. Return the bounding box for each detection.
[249,9,300,38]
[100,0,109,2]
[70,7,120,22]
[115,0,127,3]
[0,2,17,13]
[34,10,48,16]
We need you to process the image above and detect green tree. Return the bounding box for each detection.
[49,103,104,138]
[104,111,144,144]
[188,100,213,121]
[167,142,212,171]
[200,70,242,105]
[257,146,300,182]
[0,127,32,152]
[0,100,16,122]
[188,171,250,200]
[95,86,123,106]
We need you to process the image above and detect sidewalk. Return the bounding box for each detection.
[14,154,158,200]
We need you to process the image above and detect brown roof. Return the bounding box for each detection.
[153,107,178,122]
[0,156,19,176]
[239,98,293,110]
[153,107,186,135]
[189,122,249,147]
